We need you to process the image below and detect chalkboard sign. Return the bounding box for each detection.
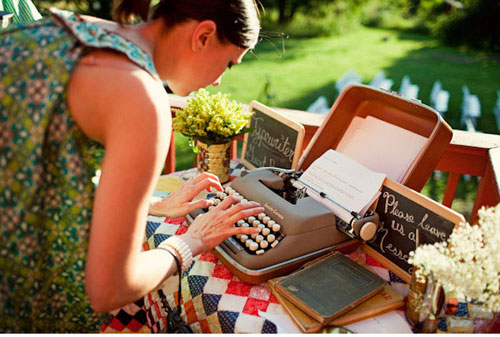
[241,101,305,169]
[364,179,465,282]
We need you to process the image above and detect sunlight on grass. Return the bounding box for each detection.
[210,26,500,134]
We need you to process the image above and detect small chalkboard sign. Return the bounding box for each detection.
[364,179,465,283]
[241,101,305,169]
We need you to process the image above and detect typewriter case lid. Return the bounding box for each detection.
[297,84,452,192]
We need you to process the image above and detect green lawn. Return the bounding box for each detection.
[213,26,500,131]
[174,25,500,219]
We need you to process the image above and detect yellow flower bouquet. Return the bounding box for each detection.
[172,89,253,149]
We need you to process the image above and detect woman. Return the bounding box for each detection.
[0,0,263,332]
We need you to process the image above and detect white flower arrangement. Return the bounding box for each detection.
[409,203,500,312]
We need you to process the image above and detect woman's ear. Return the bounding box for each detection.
[192,20,217,52]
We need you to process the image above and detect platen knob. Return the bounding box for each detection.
[360,221,378,241]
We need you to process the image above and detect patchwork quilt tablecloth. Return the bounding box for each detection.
[100,162,416,333]
[100,215,413,333]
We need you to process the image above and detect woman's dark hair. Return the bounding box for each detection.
[114,0,260,49]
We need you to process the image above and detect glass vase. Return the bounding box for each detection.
[196,140,231,184]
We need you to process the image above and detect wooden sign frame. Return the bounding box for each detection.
[241,101,305,170]
[362,178,465,283]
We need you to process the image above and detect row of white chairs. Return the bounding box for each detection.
[307,69,500,134]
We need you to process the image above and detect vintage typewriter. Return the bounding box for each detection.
[188,167,380,284]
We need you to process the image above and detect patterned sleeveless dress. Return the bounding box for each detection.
[0,9,159,332]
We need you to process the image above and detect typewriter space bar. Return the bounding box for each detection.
[221,237,244,254]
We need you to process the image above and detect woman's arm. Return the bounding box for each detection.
[68,54,263,312]
[69,58,180,311]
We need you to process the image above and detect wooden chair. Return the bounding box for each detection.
[306,96,330,114]
[398,75,419,100]
[335,69,363,95]
[493,89,500,133]
[430,80,450,117]
[460,85,481,130]
[369,71,394,91]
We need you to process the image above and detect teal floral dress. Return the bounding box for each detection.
[0,9,159,332]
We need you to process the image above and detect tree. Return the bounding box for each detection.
[34,0,112,19]
[261,0,333,25]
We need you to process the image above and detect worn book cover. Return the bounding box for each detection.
[269,278,403,332]
[274,252,385,325]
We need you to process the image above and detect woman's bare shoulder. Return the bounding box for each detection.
[68,50,169,144]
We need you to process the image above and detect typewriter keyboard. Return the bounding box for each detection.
[205,186,285,255]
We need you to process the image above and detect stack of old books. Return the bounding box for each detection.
[268,252,404,332]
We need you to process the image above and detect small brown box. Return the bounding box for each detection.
[298,84,452,192]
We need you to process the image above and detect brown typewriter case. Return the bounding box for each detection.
[297,84,452,192]
[215,84,453,284]
[297,84,453,283]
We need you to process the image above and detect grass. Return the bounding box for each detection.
[174,25,500,219]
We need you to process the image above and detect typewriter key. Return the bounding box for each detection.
[258,224,265,229]
[260,240,268,249]
[262,216,270,224]
[240,235,248,243]
[248,216,256,223]
[267,234,275,242]
[252,220,261,227]
[249,242,258,251]
[255,235,264,243]
[237,220,245,226]
[272,223,281,232]
[258,213,265,220]
[245,239,253,248]
[271,240,279,248]
[251,233,258,239]
[267,220,276,228]
[262,228,271,236]
[256,249,265,255]
[241,222,249,228]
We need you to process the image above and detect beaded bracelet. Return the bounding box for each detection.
[159,236,193,272]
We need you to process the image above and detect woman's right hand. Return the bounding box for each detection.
[186,195,264,253]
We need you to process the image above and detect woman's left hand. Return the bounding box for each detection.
[149,172,224,218]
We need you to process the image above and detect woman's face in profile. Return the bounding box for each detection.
[155,19,250,96]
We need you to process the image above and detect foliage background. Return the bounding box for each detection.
[32,0,500,218]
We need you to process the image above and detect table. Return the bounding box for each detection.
[99,162,487,333]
